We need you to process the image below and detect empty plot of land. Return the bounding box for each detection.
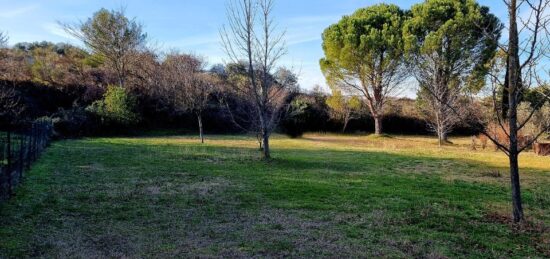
[0,134,549,257]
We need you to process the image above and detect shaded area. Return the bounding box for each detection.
[0,136,549,257]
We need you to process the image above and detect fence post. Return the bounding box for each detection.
[19,134,24,183]
[26,130,31,169]
[6,129,12,196]
[1,122,53,202]
[32,124,37,162]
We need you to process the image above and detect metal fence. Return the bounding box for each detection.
[0,121,53,202]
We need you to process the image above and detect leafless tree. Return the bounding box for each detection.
[483,0,550,223]
[0,32,7,47]
[160,53,217,143]
[220,0,290,159]
[430,0,550,223]
[0,32,24,124]
[417,84,464,146]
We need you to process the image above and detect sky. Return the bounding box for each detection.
[0,0,508,96]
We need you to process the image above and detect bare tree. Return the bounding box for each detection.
[61,8,147,89]
[0,32,7,47]
[483,0,550,222]
[0,84,21,124]
[160,53,216,143]
[220,0,289,159]
[417,84,464,146]
[426,0,550,223]
[0,32,24,124]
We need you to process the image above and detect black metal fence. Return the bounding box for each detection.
[0,121,53,202]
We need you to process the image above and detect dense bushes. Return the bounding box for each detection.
[1,77,480,138]
[87,85,140,125]
[0,27,481,138]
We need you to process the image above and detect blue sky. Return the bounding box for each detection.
[0,0,507,94]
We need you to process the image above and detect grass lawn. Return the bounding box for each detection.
[0,134,549,257]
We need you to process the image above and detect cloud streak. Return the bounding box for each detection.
[0,4,39,18]
[43,23,72,39]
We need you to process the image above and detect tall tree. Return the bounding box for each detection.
[320,4,407,135]
[485,0,550,222]
[414,0,550,223]
[220,0,290,159]
[62,8,147,88]
[403,0,501,144]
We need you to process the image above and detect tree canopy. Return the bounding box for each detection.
[403,0,501,91]
[63,8,147,88]
[320,3,407,135]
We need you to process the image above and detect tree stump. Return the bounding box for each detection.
[534,143,550,156]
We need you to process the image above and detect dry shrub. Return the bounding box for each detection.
[473,123,534,150]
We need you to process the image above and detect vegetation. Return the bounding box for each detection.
[326,88,362,132]
[0,0,549,255]
[403,0,501,145]
[1,134,549,257]
[62,8,147,88]
[159,53,217,143]
[87,85,140,125]
[320,4,407,135]
[220,0,291,159]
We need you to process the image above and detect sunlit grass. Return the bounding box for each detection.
[0,134,549,257]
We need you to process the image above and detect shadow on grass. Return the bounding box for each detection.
[1,137,548,257]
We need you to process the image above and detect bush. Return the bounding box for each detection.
[49,107,98,138]
[280,97,310,138]
[87,85,140,125]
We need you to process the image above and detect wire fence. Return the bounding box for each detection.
[0,121,53,202]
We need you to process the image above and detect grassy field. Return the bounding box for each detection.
[0,134,549,257]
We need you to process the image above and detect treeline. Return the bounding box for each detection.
[0,8,479,139]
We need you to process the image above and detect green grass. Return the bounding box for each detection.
[1,134,549,257]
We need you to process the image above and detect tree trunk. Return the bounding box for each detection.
[509,153,524,222]
[507,0,524,223]
[342,115,350,133]
[374,116,383,135]
[197,113,204,144]
[262,132,270,159]
[257,133,263,150]
[438,131,448,147]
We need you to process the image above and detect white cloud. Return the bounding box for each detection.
[284,15,339,46]
[43,23,76,40]
[0,4,39,18]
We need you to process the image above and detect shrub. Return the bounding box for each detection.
[87,85,140,125]
[49,107,98,138]
[280,97,309,138]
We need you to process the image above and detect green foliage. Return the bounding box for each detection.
[71,8,147,87]
[320,4,405,86]
[87,85,139,125]
[326,89,361,117]
[403,0,501,91]
[80,8,147,58]
[281,97,310,138]
[24,42,91,86]
[83,53,105,67]
[524,86,550,110]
